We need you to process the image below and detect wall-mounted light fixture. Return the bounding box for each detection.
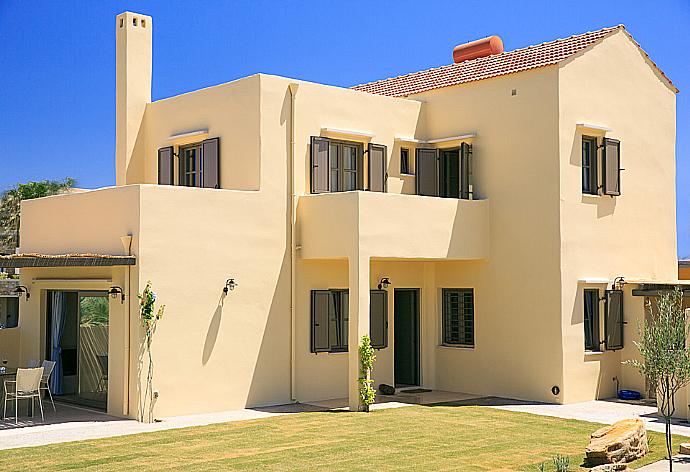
[14,285,30,300]
[223,278,237,294]
[612,276,626,290]
[377,277,391,290]
[108,286,125,303]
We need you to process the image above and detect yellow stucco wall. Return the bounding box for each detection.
[557,30,677,402]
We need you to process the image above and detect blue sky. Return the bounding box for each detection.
[1,0,688,254]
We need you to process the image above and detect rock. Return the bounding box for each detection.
[585,418,648,465]
[591,464,635,471]
[378,384,395,395]
[680,442,690,454]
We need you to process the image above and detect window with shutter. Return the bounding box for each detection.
[416,148,439,197]
[582,136,598,195]
[602,138,621,196]
[310,289,349,353]
[157,146,174,185]
[201,138,220,189]
[368,144,387,192]
[370,290,388,349]
[583,289,600,351]
[310,136,330,194]
[442,288,474,346]
[604,290,624,350]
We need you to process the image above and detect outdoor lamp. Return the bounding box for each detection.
[14,285,30,300]
[108,286,125,303]
[378,278,391,290]
[223,278,237,293]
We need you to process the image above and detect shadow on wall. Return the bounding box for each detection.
[202,293,227,365]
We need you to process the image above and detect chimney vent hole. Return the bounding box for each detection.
[141,19,146,28]
[120,18,124,28]
[133,17,138,26]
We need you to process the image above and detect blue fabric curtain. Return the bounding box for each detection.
[50,292,67,395]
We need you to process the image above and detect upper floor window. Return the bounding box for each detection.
[310,137,387,194]
[581,136,621,197]
[582,136,598,195]
[416,143,472,199]
[157,137,220,189]
[400,148,411,175]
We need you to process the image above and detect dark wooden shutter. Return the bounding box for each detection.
[460,143,471,199]
[157,146,174,185]
[604,290,624,350]
[201,138,220,189]
[311,291,331,352]
[310,137,330,194]
[602,138,621,196]
[369,290,388,349]
[368,143,387,192]
[416,148,439,196]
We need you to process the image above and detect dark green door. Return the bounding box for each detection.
[394,289,420,387]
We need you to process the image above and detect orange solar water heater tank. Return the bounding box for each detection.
[453,35,504,63]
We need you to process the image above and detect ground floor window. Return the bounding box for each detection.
[442,288,474,346]
[583,289,600,351]
[311,290,349,353]
[310,289,389,353]
[0,295,19,329]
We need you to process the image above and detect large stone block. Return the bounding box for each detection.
[585,419,648,465]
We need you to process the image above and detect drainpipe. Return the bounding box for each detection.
[288,82,299,403]
[120,234,133,417]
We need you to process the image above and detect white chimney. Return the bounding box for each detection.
[115,12,152,186]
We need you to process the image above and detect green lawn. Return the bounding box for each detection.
[0,404,684,471]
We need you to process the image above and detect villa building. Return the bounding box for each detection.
[0,12,681,419]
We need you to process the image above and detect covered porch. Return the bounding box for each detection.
[0,253,136,419]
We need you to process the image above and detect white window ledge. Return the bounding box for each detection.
[576,122,612,133]
[321,127,374,139]
[167,129,209,144]
[395,133,476,144]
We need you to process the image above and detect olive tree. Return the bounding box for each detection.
[625,288,690,471]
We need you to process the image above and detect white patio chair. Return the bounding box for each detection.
[3,367,44,424]
[40,360,57,412]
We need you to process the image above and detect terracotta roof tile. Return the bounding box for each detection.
[351,26,677,97]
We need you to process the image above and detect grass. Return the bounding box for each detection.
[0,404,685,471]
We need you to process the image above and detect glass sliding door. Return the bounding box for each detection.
[77,292,109,409]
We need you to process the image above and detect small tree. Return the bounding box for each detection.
[0,178,76,251]
[358,335,376,412]
[138,281,164,423]
[625,288,690,471]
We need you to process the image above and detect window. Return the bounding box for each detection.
[180,143,202,187]
[582,136,598,195]
[311,290,348,353]
[0,296,19,329]
[583,289,600,351]
[416,143,472,199]
[311,137,380,193]
[310,289,389,353]
[400,148,411,175]
[604,290,624,350]
[157,138,220,188]
[442,289,474,346]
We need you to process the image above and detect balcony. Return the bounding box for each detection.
[297,192,489,260]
